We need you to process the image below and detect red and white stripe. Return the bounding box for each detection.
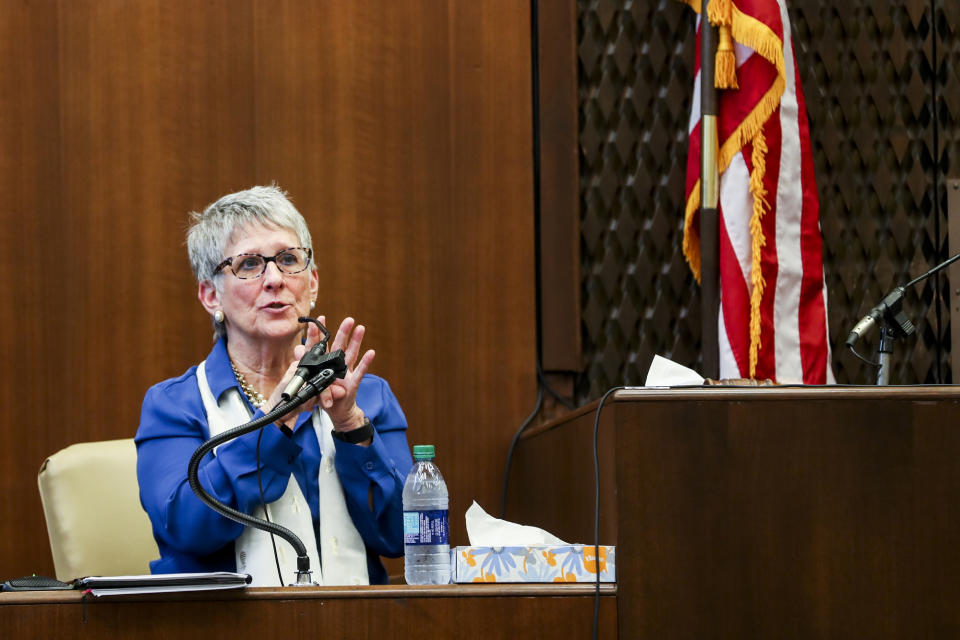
[684,0,834,383]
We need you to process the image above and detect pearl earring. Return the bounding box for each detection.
[310,300,316,310]
[214,309,225,323]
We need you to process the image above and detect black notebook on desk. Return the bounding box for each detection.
[76,572,251,596]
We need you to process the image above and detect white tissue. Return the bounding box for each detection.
[465,501,567,546]
[644,354,705,386]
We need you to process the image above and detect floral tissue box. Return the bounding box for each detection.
[451,545,615,583]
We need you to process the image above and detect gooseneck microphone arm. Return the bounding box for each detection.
[187,333,347,585]
[845,250,960,383]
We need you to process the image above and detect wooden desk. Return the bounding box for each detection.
[0,584,616,639]
[507,386,960,638]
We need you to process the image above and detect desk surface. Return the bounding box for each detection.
[1,584,617,639]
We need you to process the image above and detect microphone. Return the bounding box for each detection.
[292,368,338,403]
[845,305,884,349]
[281,348,347,400]
[846,251,960,356]
[845,286,914,349]
[280,316,344,400]
[281,343,323,399]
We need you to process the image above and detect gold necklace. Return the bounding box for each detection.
[230,361,266,408]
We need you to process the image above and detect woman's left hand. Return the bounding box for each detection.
[318,316,376,433]
[266,320,326,427]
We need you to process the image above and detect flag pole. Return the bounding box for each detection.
[699,0,720,379]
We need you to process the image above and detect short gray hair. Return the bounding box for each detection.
[187,185,314,284]
[187,185,315,338]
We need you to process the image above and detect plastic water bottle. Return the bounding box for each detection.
[403,444,450,584]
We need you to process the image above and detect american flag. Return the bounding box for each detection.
[681,0,834,383]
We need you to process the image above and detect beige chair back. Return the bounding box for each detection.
[38,438,159,581]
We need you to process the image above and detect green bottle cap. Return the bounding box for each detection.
[412,444,435,459]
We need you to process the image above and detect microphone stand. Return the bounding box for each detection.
[876,326,895,386]
[847,251,960,385]
[187,322,347,586]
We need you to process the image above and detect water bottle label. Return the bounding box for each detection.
[403,509,449,545]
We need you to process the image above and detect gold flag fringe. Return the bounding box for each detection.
[679,0,786,377]
[706,0,731,23]
[747,130,769,377]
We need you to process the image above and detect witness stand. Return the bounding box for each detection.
[1,584,616,638]
[506,386,960,638]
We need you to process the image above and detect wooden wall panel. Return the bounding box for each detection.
[0,0,534,580]
[538,0,582,374]
[250,0,536,545]
[56,0,258,442]
[0,0,64,582]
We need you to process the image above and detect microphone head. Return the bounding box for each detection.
[281,374,307,400]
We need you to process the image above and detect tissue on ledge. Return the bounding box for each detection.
[465,501,567,546]
[452,502,616,583]
[645,354,705,386]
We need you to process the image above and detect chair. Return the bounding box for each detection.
[38,438,159,581]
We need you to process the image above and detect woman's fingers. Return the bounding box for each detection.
[353,349,375,379]
[327,317,367,370]
[344,324,365,369]
[331,317,355,353]
[302,317,375,428]
[319,385,349,409]
[320,350,374,414]
[319,387,334,410]
[305,321,321,350]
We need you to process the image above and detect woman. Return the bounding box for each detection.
[135,186,412,586]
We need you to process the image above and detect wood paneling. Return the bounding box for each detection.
[250,0,536,530]
[0,0,67,583]
[0,1,534,579]
[537,0,582,373]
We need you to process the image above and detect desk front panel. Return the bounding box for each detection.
[0,584,617,639]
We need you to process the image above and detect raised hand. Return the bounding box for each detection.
[319,317,376,433]
[266,320,325,427]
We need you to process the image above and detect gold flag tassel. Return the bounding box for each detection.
[715,25,739,89]
[707,0,738,89]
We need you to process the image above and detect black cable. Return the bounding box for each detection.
[499,365,578,519]
[848,343,881,367]
[497,0,551,522]
[188,398,311,551]
[537,360,576,410]
[591,386,623,640]
[255,426,285,586]
[255,414,323,584]
[187,368,337,583]
[904,251,960,289]
[499,385,544,519]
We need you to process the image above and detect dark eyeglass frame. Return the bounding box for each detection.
[213,247,313,279]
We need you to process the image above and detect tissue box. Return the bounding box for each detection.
[451,545,615,583]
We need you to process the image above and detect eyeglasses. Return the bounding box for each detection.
[213,247,313,279]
